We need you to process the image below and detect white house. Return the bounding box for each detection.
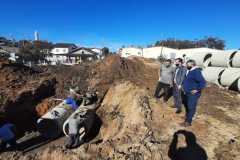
[69,47,98,62]
[50,43,77,55]
[48,43,77,65]
[0,46,20,62]
[90,48,103,59]
[47,45,98,65]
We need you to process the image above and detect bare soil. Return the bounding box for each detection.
[0,55,239,160]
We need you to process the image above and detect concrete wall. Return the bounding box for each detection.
[120,47,143,58]
[120,47,179,59]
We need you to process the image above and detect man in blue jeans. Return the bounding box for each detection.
[182,60,206,127]
[173,58,187,114]
[0,123,17,152]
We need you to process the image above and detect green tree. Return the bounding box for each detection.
[102,47,110,57]
[19,40,53,64]
[154,37,225,50]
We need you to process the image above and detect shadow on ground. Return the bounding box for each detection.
[168,130,208,160]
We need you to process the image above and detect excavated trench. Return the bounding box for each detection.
[0,59,57,136]
[1,78,56,136]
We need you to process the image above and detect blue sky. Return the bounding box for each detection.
[0,0,239,50]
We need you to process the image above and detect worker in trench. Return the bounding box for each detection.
[0,123,17,152]
[154,59,175,103]
[65,91,98,149]
[64,87,83,110]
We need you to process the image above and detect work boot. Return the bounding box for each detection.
[184,122,191,127]
[180,122,191,127]
[171,105,176,108]
[153,98,160,103]
[163,99,167,104]
[176,109,182,114]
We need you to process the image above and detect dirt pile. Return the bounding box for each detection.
[44,55,159,103]
[94,82,163,159]
[0,82,163,160]
[0,58,56,135]
[89,55,159,96]
[2,81,239,160]
[45,64,92,98]
[0,56,240,160]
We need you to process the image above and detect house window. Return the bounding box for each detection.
[63,49,66,52]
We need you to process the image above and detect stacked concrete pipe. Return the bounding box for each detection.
[63,103,97,137]
[210,50,239,67]
[37,101,75,139]
[231,51,240,68]
[184,52,212,67]
[202,67,240,92]
[202,67,225,85]
[185,50,240,92]
[201,50,240,92]
[219,68,240,91]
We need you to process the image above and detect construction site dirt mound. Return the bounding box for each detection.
[2,82,239,160]
[0,58,56,136]
[43,55,159,104]
[0,56,240,160]
[89,55,159,96]
[45,63,92,99]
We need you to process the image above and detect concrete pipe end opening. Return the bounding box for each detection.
[63,122,85,137]
[238,79,240,92]
[37,118,62,139]
[228,78,240,92]
[63,122,70,136]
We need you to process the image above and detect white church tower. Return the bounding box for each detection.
[34,31,39,41]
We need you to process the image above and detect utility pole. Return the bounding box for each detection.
[160,33,164,59]
[160,40,164,58]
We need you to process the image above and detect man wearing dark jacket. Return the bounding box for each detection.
[182,60,206,127]
[173,58,187,114]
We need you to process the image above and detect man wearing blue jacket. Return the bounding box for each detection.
[182,60,206,127]
[65,87,83,110]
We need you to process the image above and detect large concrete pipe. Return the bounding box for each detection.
[219,68,240,92]
[63,104,96,137]
[37,102,75,139]
[202,67,225,85]
[238,79,240,91]
[231,51,240,68]
[210,51,237,67]
[185,52,212,67]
